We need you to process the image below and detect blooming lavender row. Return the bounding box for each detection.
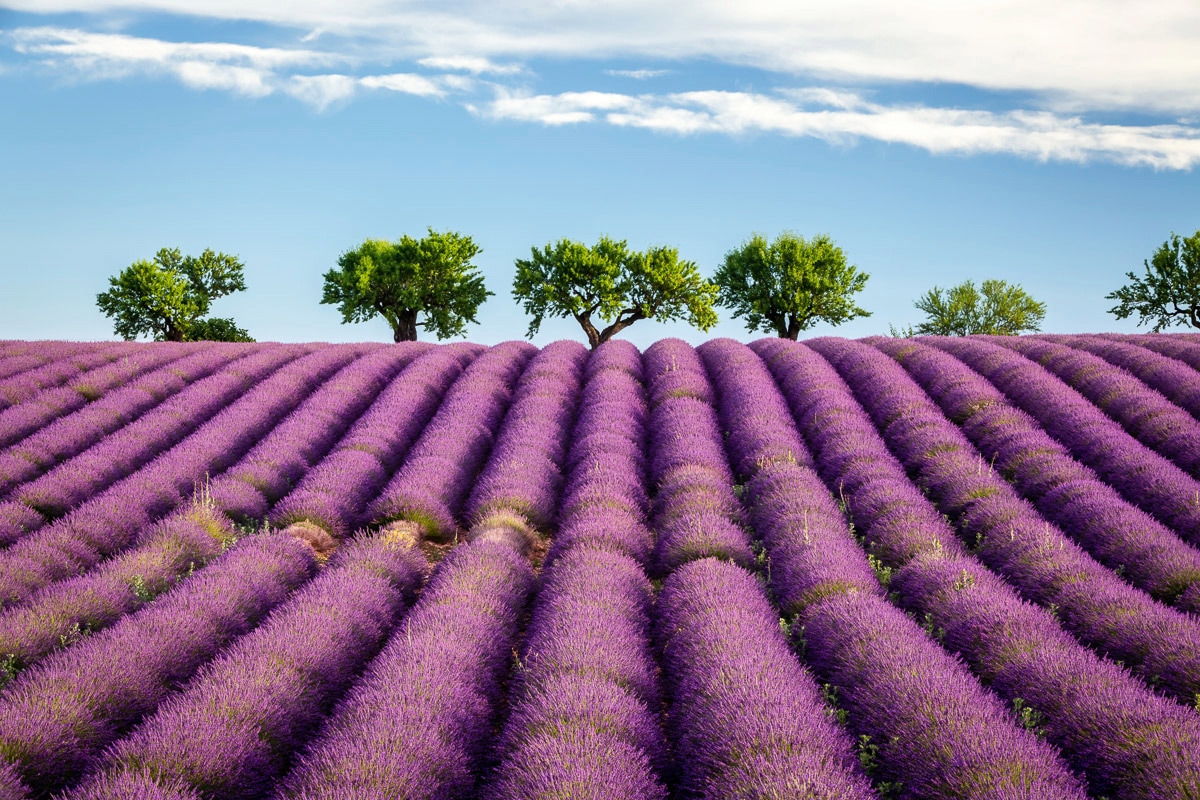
[811,337,1200,705]
[0,343,133,411]
[484,341,667,800]
[0,345,353,608]
[749,338,967,568]
[269,343,480,538]
[892,554,1200,799]
[643,339,753,573]
[708,339,1084,798]
[1116,331,1200,371]
[698,338,880,616]
[641,340,879,798]
[803,590,1089,798]
[0,342,106,383]
[928,336,1200,543]
[13,345,299,519]
[656,558,877,799]
[1050,334,1200,421]
[368,341,537,537]
[0,503,237,672]
[548,340,653,565]
[205,343,422,523]
[463,340,587,529]
[69,529,428,800]
[0,533,316,798]
[755,338,1200,797]
[0,344,242,502]
[872,336,1200,611]
[994,335,1200,476]
[272,532,533,799]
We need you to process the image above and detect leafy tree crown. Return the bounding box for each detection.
[321,228,491,341]
[1106,229,1200,331]
[912,278,1046,336]
[713,231,870,339]
[512,235,718,348]
[96,248,251,342]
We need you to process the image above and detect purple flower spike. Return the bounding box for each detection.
[0,533,315,797]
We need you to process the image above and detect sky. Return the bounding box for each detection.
[1,1,1199,347]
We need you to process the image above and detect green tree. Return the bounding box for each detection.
[713,232,870,339]
[322,229,491,342]
[96,248,252,342]
[1106,229,1200,331]
[912,278,1046,336]
[512,236,718,349]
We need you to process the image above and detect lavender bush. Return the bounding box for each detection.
[0,533,315,797]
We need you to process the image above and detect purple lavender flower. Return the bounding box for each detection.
[269,343,480,538]
[369,341,537,537]
[69,532,427,800]
[0,533,315,796]
[656,558,876,799]
[272,534,532,800]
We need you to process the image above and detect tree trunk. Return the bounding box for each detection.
[576,313,602,350]
[783,315,802,340]
[393,310,419,342]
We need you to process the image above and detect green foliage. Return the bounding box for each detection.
[96,247,252,342]
[1011,698,1047,738]
[321,228,491,342]
[512,235,718,349]
[912,278,1046,336]
[713,232,870,339]
[187,317,254,342]
[1106,229,1200,331]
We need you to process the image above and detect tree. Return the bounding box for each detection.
[321,229,491,342]
[912,278,1046,336]
[712,232,870,339]
[96,248,253,342]
[512,235,718,349]
[1106,229,1200,331]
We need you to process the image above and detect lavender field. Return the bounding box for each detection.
[0,334,1199,800]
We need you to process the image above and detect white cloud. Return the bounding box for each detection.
[359,72,447,97]
[417,55,522,75]
[482,88,1200,169]
[285,73,358,108]
[605,68,670,80]
[4,3,1200,168]
[3,1,1199,115]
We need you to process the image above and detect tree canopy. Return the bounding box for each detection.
[1106,229,1200,331]
[512,236,719,349]
[321,229,491,342]
[96,247,253,342]
[712,232,870,339]
[912,278,1046,336]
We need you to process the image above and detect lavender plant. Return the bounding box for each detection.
[0,344,234,498]
[871,336,1200,611]
[992,335,1200,476]
[368,341,536,537]
[272,533,533,799]
[1056,334,1200,421]
[269,343,479,538]
[67,531,428,800]
[810,337,1200,704]
[928,335,1200,543]
[0,346,352,608]
[0,533,316,797]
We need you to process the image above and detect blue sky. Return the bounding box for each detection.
[2,1,1199,347]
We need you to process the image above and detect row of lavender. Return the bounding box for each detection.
[0,336,1198,798]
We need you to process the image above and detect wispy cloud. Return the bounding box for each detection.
[605,68,670,80]
[4,1,1199,114]
[417,55,522,76]
[479,87,1200,169]
[4,2,1200,167]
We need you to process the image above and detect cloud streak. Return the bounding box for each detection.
[479,88,1200,169]
[4,3,1200,168]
